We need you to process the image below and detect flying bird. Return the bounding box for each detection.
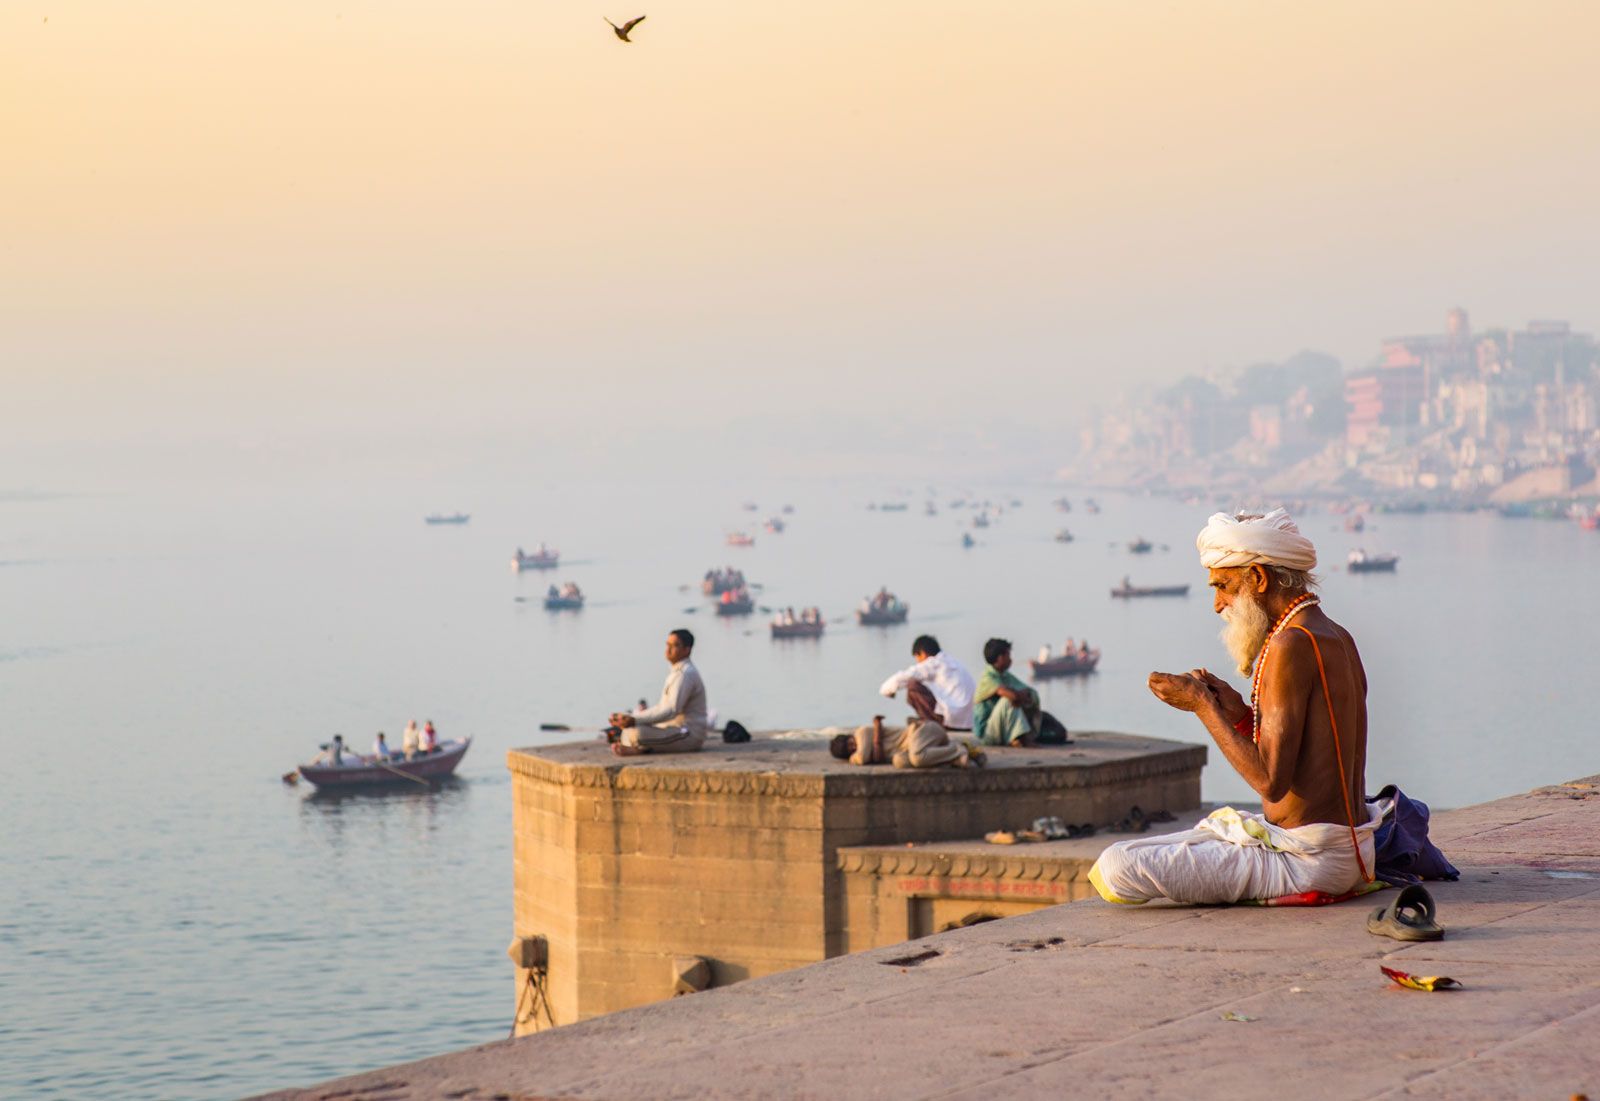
[605,15,645,42]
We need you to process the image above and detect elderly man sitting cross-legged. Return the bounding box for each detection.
[1090,509,1387,906]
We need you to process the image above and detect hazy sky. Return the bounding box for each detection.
[5,1,1599,485]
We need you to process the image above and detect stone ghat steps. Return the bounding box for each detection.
[260,776,1600,1100]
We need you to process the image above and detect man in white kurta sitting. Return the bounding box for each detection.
[607,628,709,756]
[1090,509,1383,905]
[877,635,976,732]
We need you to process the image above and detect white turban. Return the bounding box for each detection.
[1196,508,1317,572]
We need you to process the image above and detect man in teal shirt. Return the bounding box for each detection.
[974,638,1044,746]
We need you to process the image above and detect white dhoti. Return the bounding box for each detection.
[1089,802,1386,905]
[620,724,707,753]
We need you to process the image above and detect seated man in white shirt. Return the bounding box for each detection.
[878,635,976,732]
[607,628,710,756]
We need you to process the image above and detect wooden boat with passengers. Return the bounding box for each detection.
[857,602,908,626]
[1029,652,1100,678]
[297,738,471,790]
[771,619,824,639]
[1110,581,1190,599]
[512,547,559,570]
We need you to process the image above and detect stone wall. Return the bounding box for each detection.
[508,733,1205,1030]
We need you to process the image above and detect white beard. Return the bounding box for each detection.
[1220,590,1271,676]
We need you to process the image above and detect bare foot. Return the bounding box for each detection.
[611,742,645,757]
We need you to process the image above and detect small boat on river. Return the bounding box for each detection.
[726,532,756,547]
[1029,652,1100,678]
[1055,529,1075,543]
[1128,537,1153,553]
[1110,580,1190,599]
[297,738,471,790]
[543,592,585,610]
[703,568,747,596]
[512,546,559,570]
[771,619,824,639]
[716,592,755,616]
[1347,550,1399,573]
[857,596,909,625]
[425,513,470,525]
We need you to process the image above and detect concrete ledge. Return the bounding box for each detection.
[261,776,1600,1100]
[506,732,1207,797]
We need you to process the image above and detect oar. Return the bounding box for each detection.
[368,756,434,787]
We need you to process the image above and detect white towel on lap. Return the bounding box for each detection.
[1091,802,1386,905]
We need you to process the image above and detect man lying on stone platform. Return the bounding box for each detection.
[605,628,709,757]
[828,715,983,769]
[1091,509,1389,906]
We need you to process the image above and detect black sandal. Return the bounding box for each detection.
[1367,884,1444,941]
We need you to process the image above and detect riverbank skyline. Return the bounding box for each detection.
[9,3,1600,489]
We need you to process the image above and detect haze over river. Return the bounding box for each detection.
[6,480,1596,1099]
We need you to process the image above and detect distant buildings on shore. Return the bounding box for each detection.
[1074,308,1599,504]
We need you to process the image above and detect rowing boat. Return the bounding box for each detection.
[1110,583,1190,598]
[1347,551,1399,573]
[857,605,908,626]
[297,738,471,789]
[1029,653,1100,678]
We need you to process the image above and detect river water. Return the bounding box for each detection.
[6,480,1596,1098]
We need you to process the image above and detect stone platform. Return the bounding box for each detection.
[506,732,1204,1028]
[258,775,1600,1100]
[837,803,1257,944]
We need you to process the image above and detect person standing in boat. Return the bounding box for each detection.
[313,734,350,766]
[401,720,421,760]
[371,732,392,761]
[421,720,438,754]
[607,628,709,756]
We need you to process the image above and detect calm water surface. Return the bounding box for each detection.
[6,481,1597,1098]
